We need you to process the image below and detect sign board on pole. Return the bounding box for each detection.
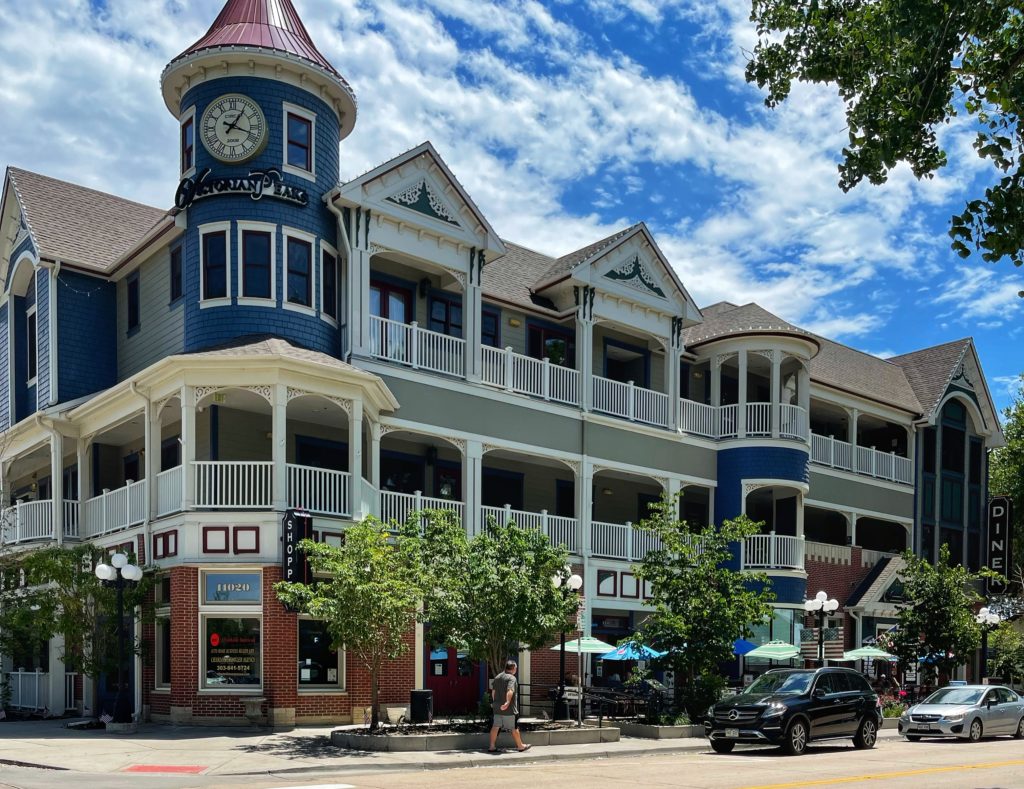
[986,496,1013,595]
[282,509,313,589]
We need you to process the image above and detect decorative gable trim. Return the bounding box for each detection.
[603,254,666,298]
[386,178,461,227]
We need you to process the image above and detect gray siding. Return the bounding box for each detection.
[216,407,271,461]
[807,469,914,519]
[486,303,528,355]
[118,247,185,379]
[594,324,666,393]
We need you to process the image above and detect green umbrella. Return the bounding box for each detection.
[744,640,800,660]
[550,637,617,653]
[843,646,897,661]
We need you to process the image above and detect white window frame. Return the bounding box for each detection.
[236,221,277,306]
[282,102,316,183]
[282,227,317,316]
[197,568,264,694]
[318,240,339,326]
[25,297,37,389]
[154,608,171,691]
[180,105,197,179]
[296,616,346,693]
[198,221,232,308]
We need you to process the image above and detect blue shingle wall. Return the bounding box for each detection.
[12,295,28,423]
[744,574,807,605]
[0,302,8,430]
[57,271,116,402]
[180,78,341,355]
[35,271,49,408]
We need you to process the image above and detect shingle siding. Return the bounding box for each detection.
[118,247,185,379]
[35,270,49,409]
[0,303,8,430]
[57,271,116,403]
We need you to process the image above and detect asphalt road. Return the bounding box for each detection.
[3,735,1024,789]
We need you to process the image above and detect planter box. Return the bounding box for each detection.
[618,722,705,739]
[331,725,619,752]
[881,717,899,729]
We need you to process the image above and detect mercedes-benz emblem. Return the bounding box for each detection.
[728,709,740,721]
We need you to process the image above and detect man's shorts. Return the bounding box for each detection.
[493,714,516,732]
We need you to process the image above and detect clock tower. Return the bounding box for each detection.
[160,0,357,355]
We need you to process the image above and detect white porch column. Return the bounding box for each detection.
[348,246,371,357]
[47,634,66,715]
[797,365,811,436]
[711,355,722,407]
[49,429,63,545]
[846,512,857,546]
[147,401,160,521]
[369,422,381,490]
[665,343,680,431]
[796,493,805,539]
[272,384,288,512]
[465,250,484,382]
[180,386,196,510]
[463,439,482,536]
[577,457,594,560]
[348,399,364,518]
[737,349,748,438]
[770,350,781,439]
[666,478,682,519]
[76,437,91,510]
[577,317,594,411]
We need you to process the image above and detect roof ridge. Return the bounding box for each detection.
[498,238,556,261]
[887,336,972,362]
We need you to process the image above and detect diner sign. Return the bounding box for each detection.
[175,167,309,210]
[986,496,1013,595]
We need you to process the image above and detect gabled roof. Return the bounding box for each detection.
[538,224,642,284]
[481,242,562,313]
[846,555,905,614]
[888,338,972,417]
[5,168,169,274]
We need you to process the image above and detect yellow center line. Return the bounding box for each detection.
[736,758,1024,789]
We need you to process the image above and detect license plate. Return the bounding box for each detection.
[725,728,740,738]
[917,724,932,731]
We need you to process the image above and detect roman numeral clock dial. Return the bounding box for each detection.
[200,94,268,163]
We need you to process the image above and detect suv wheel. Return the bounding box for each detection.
[968,718,983,742]
[1014,717,1024,740]
[782,719,808,756]
[710,739,735,754]
[853,716,877,749]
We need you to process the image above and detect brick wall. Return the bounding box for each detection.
[805,547,876,649]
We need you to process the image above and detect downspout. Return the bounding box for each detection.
[325,192,353,361]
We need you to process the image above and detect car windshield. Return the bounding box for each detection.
[923,688,984,705]
[745,672,813,695]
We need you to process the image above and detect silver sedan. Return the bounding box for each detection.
[898,685,1024,741]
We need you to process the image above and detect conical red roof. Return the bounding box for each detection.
[170,0,342,79]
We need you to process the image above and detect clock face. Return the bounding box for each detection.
[199,94,268,163]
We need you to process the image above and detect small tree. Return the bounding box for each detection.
[635,500,775,717]
[989,621,1024,686]
[891,544,987,683]
[421,509,578,677]
[273,518,423,731]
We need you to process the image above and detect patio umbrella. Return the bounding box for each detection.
[550,637,617,653]
[743,640,800,660]
[843,646,897,661]
[733,638,757,656]
[599,642,665,661]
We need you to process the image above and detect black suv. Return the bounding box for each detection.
[705,667,881,755]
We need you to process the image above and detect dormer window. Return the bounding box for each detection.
[180,107,196,176]
[283,103,315,182]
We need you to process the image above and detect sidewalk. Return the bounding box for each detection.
[0,719,904,778]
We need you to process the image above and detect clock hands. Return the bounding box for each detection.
[222,113,245,134]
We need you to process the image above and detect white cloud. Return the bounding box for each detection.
[930,267,1024,323]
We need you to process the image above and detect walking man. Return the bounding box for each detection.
[488,659,531,753]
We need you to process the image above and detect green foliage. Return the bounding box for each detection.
[634,499,775,718]
[419,509,578,675]
[989,621,1024,683]
[0,543,153,678]
[990,374,1024,581]
[891,544,987,681]
[881,700,907,718]
[747,0,1024,277]
[273,518,424,731]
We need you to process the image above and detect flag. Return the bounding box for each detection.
[99,713,113,724]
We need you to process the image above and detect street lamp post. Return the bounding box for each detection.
[975,607,1001,680]
[804,590,839,666]
[94,553,143,724]
[552,568,582,720]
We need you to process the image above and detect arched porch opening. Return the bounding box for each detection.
[285,393,351,518]
[378,429,464,527]
[804,506,847,546]
[591,468,665,561]
[741,483,805,571]
[856,516,908,554]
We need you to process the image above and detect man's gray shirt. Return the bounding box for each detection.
[491,672,518,715]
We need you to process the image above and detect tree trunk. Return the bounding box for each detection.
[370,661,380,732]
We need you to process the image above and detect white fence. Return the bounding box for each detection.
[156,466,184,517]
[779,404,808,440]
[64,672,77,712]
[810,432,912,484]
[379,490,465,527]
[194,462,272,509]
[590,520,662,561]
[480,346,581,405]
[369,315,465,377]
[742,533,805,570]
[63,500,79,538]
[287,465,351,517]
[592,376,670,427]
[746,402,772,437]
[480,505,579,552]
[5,670,48,712]
[0,499,53,543]
[82,480,148,538]
[678,399,717,438]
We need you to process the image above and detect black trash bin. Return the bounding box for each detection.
[410,689,433,723]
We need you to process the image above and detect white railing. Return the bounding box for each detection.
[592,376,670,428]
[64,672,77,712]
[369,315,465,377]
[591,520,631,560]
[718,404,738,438]
[804,540,852,565]
[631,527,663,561]
[0,499,53,544]
[480,505,579,552]
[778,404,808,440]
[746,402,772,437]
[82,480,148,538]
[678,399,717,438]
[481,346,581,406]
[379,490,465,527]
[810,432,912,485]
[63,500,79,538]
[156,466,184,517]
[5,670,49,711]
[193,462,272,509]
[287,464,351,517]
[861,548,897,567]
[742,533,805,570]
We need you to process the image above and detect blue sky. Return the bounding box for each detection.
[0,0,1019,412]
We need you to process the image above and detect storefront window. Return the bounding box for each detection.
[298,619,343,689]
[204,617,261,688]
[155,615,172,688]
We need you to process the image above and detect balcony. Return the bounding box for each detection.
[0,500,79,545]
[482,505,579,553]
[810,433,912,485]
[379,490,464,526]
[369,315,465,377]
[741,532,805,571]
[592,376,671,428]
[590,520,663,561]
[481,346,581,406]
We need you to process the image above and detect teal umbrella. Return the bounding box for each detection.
[744,640,800,660]
[843,646,897,661]
[550,637,617,653]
